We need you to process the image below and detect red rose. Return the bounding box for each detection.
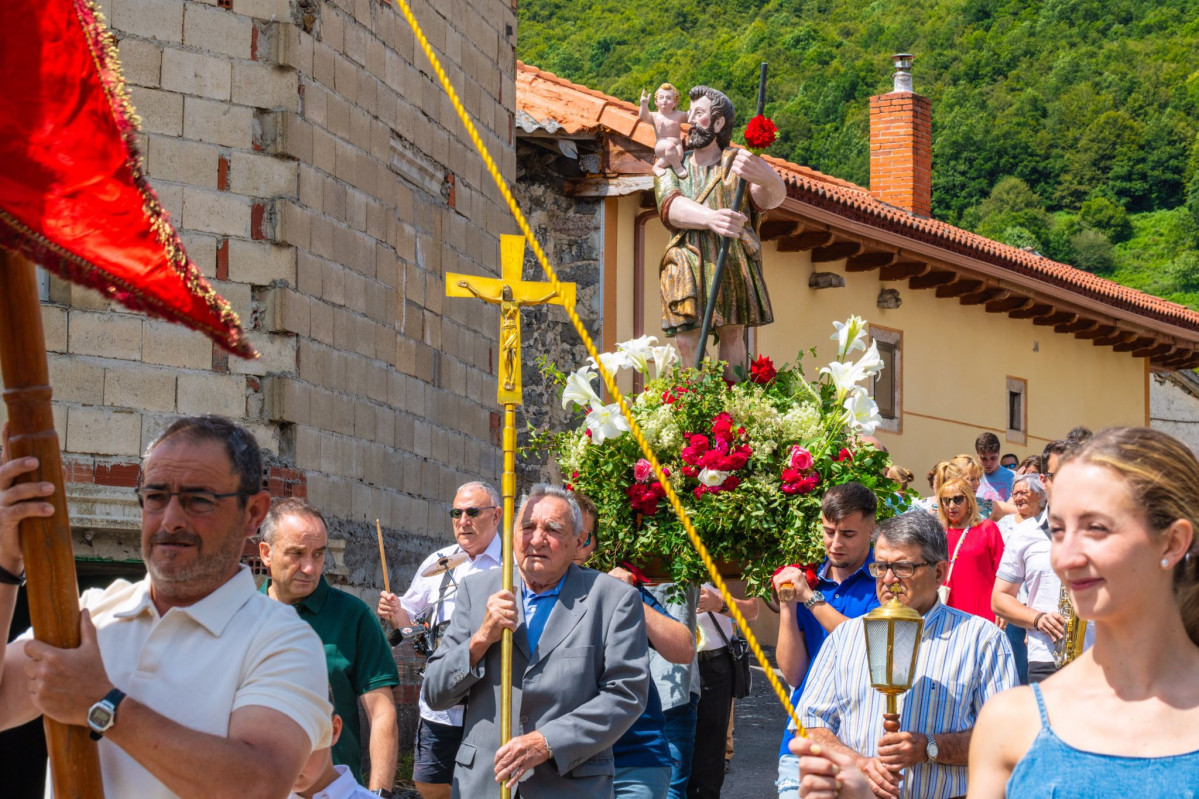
[802,564,820,589]
[749,354,777,384]
[836,448,853,462]
[722,475,741,491]
[795,473,821,494]
[744,114,778,151]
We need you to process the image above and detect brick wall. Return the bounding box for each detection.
[868,91,932,218]
[0,0,522,592]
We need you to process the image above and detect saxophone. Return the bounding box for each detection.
[1052,584,1088,668]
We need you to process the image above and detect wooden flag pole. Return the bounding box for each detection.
[375,519,390,594]
[0,248,103,798]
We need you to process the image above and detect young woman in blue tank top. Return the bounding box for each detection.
[789,427,1199,798]
[968,427,1199,797]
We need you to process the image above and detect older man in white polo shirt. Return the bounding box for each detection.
[378,480,503,799]
[0,415,332,798]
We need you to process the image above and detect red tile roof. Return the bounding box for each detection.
[516,62,1199,350]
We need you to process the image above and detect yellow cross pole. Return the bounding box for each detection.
[446,233,576,799]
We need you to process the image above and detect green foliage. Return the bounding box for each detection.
[1069,228,1116,273]
[519,0,1199,305]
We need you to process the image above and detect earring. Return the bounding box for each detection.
[1162,557,1171,569]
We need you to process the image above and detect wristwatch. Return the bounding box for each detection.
[925,734,939,763]
[804,590,827,610]
[370,790,394,798]
[87,688,126,740]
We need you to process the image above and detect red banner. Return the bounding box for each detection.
[0,0,255,357]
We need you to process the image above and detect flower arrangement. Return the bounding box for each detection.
[533,317,908,597]
[743,114,778,154]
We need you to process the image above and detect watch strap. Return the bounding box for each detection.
[804,590,826,609]
[88,688,126,740]
[0,561,25,586]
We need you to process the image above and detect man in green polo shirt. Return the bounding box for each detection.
[259,499,399,796]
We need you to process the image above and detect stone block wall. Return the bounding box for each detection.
[0,0,522,593]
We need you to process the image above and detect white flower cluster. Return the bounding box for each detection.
[561,336,681,444]
[819,315,885,436]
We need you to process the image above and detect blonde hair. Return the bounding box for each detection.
[887,464,914,490]
[937,478,980,530]
[926,454,982,492]
[657,82,680,103]
[1062,427,1199,647]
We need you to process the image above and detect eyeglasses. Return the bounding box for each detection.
[450,506,498,519]
[868,561,933,579]
[1043,472,1056,480]
[135,488,252,515]
[941,495,968,506]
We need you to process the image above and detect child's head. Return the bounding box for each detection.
[656,83,680,109]
[292,711,344,796]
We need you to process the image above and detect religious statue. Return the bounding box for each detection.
[457,280,558,392]
[656,85,786,379]
[639,83,688,179]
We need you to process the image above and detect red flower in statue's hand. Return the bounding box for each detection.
[749,354,776,384]
[744,115,778,153]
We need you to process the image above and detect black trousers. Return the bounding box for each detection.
[1028,660,1058,684]
[686,649,733,799]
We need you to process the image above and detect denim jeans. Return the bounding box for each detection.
[1005,621,1029,684]
[615,765,673,799]
[663,693,699,799]
[776,752,799,799]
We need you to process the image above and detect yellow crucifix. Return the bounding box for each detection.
[445,234,575,799]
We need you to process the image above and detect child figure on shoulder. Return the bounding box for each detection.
[639,82,688,179]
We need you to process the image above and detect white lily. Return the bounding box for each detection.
[855,340,885,378]
[844,391,882,436]
[830,316,868,359]
[587,350,631,376]
[585,400,631,444]
[697,468,731,488]
[819,360,867,400]
[617,335,658,374]
[561,367,602,411]
[649,344,680,380]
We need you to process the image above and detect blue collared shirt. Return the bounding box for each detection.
[521,574,567,654]
[799,601,1019,798]
[779,554,880,757]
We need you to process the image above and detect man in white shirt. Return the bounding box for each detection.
[291,706,377,799]
[0,415,332,798]
[377,481,502,799]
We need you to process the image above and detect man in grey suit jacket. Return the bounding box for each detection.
[423,484,650,798]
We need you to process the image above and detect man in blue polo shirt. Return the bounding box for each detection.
[771,482,880,799]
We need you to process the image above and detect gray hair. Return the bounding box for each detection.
[518,483,582,535]
[874,510,948,564]
[1012,473,1047,502]
[144,415,263,504]
[458,480,501,507]
[260,498,327,546]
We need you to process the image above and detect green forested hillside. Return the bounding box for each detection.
[518,0,1199,307]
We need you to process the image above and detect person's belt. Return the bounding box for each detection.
[697,646,729,661]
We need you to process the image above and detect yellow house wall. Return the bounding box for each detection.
[611,195,1148,483]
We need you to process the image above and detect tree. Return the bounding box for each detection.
[1070,228,1115,273]
[1079,192,1132,244]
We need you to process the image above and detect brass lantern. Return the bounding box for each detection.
[862,589,924,725]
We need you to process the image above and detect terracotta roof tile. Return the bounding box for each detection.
[516,61,1199,342]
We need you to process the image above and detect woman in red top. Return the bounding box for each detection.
[937,477,1005,621]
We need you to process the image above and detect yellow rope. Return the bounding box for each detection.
[392,0,805,736]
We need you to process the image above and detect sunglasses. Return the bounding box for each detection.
[450,506,498,519]
[941,494,968,506]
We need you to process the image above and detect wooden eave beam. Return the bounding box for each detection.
[1093,330,1138,347]
[985,295,1032,314]
[1133,342,1174,359]
[1033,310,1077,327]
[1055,318,1099,335]
[909,269,956,290]
[1009,302,1054,320]
[960,287,1007,306]
[778,231,833,252]
[811,240,863,263]
[936,279,984,299]
[1112,335,1157,353]
[759,220,799,241]
[879,261,928,281]
[845,251,897,272]
[1075,324,1116,340]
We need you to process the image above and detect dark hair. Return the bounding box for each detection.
[573,492,599,533]
[145,415,262,504]
[1001,452,1019,463]
[260,498,327,545]
[1041,439,1077,474]
[1066,426,1093,445]
[821,482,878,522]
[688,86,735,149]
[1061,428,1199,646]
[974,432,1001,454]
[1018,454,1042,474]
[874,510,948,564]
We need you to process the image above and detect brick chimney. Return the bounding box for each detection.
[869,54,932,217]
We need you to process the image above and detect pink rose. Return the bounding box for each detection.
[634,458,653,483]
[790,445,814,472]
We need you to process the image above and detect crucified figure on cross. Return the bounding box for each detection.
[456,281,560,393]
